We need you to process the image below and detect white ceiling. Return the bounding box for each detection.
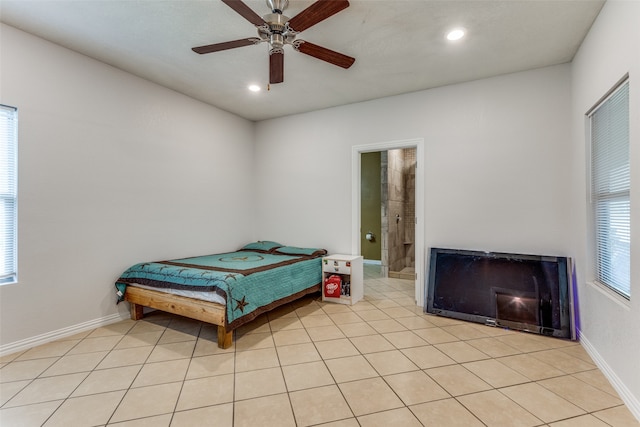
[1,0,604,121]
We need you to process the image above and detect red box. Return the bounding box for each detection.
[324,275,342,298]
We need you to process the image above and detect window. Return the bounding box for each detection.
[589,78,630,299]
[1,104,17,285]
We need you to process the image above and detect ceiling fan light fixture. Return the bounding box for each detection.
[248,84,261,92]
[446,28,466,41]
[270,33,285,49]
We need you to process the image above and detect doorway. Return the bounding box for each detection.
[361,149,416,279]
[352,139,425,306]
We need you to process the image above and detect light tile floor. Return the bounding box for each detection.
[1,265,639,426]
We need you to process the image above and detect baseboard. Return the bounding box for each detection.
[578,329,640,421]
[0,312,129,358]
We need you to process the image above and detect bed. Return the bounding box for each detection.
[115,241,326,348]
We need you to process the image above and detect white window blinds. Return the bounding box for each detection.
[1,104,17,285]
[589,79,630,298]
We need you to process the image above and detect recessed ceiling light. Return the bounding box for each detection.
[248,84,261,92]
[446,29,465,41]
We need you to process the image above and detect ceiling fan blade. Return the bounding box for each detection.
[221,0,265,26]
[270,51,284,84]
[287,0,349,33]
[192,38,261,54]
[294,41,355,69]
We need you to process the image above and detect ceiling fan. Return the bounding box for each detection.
[192,0,355,84]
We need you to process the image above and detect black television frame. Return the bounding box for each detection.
[425,247,575,340]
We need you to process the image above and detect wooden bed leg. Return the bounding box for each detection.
[130,302,144,320]
[217,326,233,349]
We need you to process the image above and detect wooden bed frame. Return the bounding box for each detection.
[124,286,233,349]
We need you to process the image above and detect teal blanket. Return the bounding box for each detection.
[116,246,326,330]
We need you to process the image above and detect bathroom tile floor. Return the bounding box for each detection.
[1,265,638,426]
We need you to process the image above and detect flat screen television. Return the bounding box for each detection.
[426,247,575,339]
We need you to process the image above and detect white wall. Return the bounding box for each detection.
[255,64,573,260]
[255,64,575,341]
[0,24,256,348]
[570,0,640,417]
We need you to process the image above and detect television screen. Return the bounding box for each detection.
[426,248,574,339]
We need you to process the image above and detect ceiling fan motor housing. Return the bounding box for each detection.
[263,0,293,52]
[263,13,289,34]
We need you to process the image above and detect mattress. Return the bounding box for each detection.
[128,283,227,305]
